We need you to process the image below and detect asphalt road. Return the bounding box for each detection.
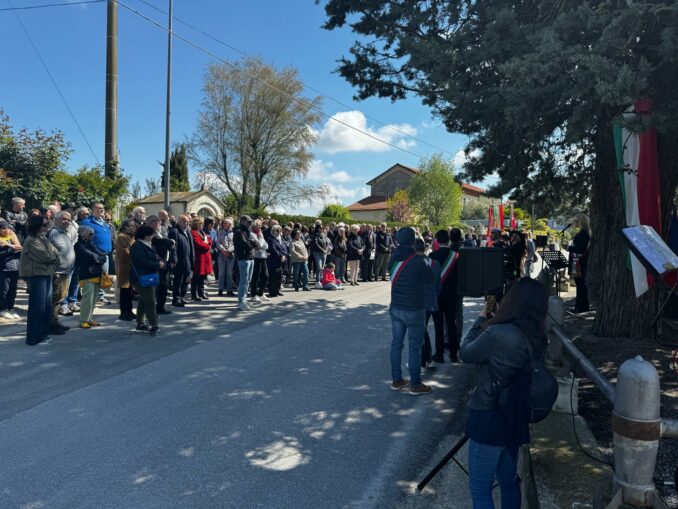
[0,282,482,509]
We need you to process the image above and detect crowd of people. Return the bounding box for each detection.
[1,194,593,507]
[1,196,432,344]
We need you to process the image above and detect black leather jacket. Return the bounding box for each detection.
[460,317,538,411]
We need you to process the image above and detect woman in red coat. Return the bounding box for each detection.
[190,217,212,301]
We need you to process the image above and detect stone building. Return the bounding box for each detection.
[347,163,489,222]
[136,189,224,219]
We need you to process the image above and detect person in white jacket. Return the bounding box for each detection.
[217,218,236,296]
[250,219,269,303]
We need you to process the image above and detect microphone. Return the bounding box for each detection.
[561,223,572,233]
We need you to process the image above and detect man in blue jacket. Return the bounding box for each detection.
[79,202,113,304]
[388,227,435,396]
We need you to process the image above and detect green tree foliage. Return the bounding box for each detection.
[0,109,71,209]
[322,1,678,337]
[461,201,487,220]
[386,189,414,223]
[0,110,128,212]
[407,155,462,226]
[52,165,129,211]
[318,203,351,221]
[190,58,328,214]
[161,144,190,193]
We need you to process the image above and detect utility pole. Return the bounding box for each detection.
[163,0,173,212]
[104,0,118,177]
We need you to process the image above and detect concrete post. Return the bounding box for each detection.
[611,355,661,507]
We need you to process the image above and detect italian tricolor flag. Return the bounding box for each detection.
[613,100,662,297]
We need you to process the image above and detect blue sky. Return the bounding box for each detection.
[1,0,470,214]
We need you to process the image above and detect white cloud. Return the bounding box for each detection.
[315,111,418,154]
[306,160,357,184]
[329,170,352,183]
[453,148,481,170]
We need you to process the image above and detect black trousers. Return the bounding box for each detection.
[155,266,170,311]
[574,276,589,311]
[361,257,374,281]
[433,301,459,359]
[268,263,282,296]
[421,311,433,366]
[119,287,134,316]
[0,270,18,311]
[251,258,269,297]
[173,268,190,300]
[191,274,207,299]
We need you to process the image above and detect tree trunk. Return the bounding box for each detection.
[589,125,659,338]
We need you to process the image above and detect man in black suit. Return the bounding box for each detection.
[147,215,176,314]
[428,229,461,363]
[168,215,194,307]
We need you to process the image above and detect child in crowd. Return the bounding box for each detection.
[321,262,344,291]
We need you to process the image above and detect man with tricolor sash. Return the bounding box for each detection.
[388,227,436,396]
[428,229,462,363]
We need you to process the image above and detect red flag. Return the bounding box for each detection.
[487,206,494,246]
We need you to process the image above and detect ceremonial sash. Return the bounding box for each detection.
[440,250,459,282]
[390,254,416,286]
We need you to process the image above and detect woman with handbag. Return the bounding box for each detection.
[115,220,137,321]
[130,224,163,335]
[460,278,548,509]
[74,225,108,329]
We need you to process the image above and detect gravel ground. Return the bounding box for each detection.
[561,298,678,508]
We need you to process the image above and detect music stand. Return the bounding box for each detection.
[620,225,678,328]
[540,250,570,298]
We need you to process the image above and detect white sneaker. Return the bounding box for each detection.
[314,281,323,289]
[238,300,251,311]
[251,295,261,304]
[10,311,20,320]
[68,302,80,312]
[260,295,270,302]
[0,310,12,320]
[59,304,73,316]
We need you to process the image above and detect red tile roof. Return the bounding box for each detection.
[461,183,485,194]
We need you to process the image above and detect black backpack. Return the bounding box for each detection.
[496,329,558,424]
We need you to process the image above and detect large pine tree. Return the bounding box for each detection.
[322,1,678,337]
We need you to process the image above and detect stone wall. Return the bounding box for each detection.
[371,169,415,197]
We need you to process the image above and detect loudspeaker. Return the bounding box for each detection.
[457,247,504,297]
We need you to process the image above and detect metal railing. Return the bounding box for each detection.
[546,297,676,508]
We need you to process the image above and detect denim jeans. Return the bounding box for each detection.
[312,252,325,280]
[468,439,521,509]
[389,307,426,386]
[292,261,309,289]
[63,267,79,304]
[218,254,235,292]
[26,275,52,345]
[237,259,254,302]
[334,256,346,280]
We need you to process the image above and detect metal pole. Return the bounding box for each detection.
[163,0,173,212]
[104,0,118,177]
[662,418,678,439]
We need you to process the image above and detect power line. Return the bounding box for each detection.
[7,0,101,164]
[0,0,104,12]
[132,0,459,159]
[114,0,427,161]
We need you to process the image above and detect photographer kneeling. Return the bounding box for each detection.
[460,278,548,509]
